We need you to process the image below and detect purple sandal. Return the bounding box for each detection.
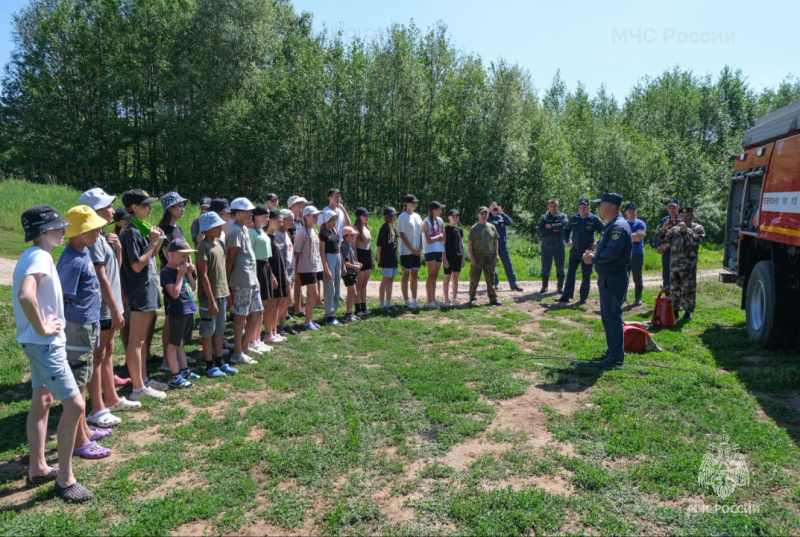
[89,428,112,442]
[72,441,111,459]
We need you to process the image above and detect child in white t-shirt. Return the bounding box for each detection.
[13,205,93,502]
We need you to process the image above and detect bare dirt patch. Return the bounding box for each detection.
[374,485,417,525]
[172,519,213,536]
[488,376,590,451]
[128,425,164,448]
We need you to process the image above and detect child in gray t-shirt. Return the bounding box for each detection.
[225,198,266,364]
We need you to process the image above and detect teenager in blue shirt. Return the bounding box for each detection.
[488,202,523,292]
[624,203,647,306]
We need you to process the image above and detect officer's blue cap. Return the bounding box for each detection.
[578,197,590,206]
[666,199,679,207]
[592,193,623,206]
[624,202,637,211]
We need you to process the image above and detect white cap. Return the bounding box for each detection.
[78,188,116,211]
[320,207,339,224]
[279,209,293,219]
[230,197,256,211]
[302,205,322,217]
[287,195,307,209]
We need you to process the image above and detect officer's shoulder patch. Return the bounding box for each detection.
[611,229,622,241]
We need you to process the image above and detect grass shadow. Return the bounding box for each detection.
[699,323,800,446]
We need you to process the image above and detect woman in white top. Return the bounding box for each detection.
[423,201,446,308]
[397,194,423,309]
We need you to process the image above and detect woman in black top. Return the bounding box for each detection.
[443,209,466,306]
[376,207,399,310]
[354,207,373,316]
[119,189,165,399]
[266,210,291,342]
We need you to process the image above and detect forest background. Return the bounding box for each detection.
[2,0,800,242]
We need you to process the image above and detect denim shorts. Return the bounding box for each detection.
[232,285,263,316]
[381,267,398,278]
[64,321,99,392]
[199,297,228,338]
[22,343,80,401]
[424,252,443,263]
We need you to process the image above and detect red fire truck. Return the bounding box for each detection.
[722,100,800,348]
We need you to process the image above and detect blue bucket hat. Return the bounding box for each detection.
[161,191,189,215]
[198,211,225,233]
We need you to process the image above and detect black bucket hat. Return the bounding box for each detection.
[21,205,69,242]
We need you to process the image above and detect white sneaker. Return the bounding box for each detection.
[231,352,258,365]
[145,378,169,391]
[251,341,272,353]
[405,299,413,308]
[130,386,167,400]
[247,342,265,355]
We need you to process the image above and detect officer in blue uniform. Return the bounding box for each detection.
[537,199,568,294]
[558,198,604,304]
[653,199,680,289]
[583,193,632,364]
[488,202,524,291]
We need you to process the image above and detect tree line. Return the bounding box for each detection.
[2,0,800,242]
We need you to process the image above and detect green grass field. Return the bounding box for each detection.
[0,277,798,535]
[0,178,722,279]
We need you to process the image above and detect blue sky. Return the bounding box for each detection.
[1,0,797,101]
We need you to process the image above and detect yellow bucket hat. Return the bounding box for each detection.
[64,205,108,238]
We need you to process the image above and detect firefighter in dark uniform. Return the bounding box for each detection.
[558,197,604,304]
[537,198,568,294]
[583,193,632,365]
[653,199,680,289]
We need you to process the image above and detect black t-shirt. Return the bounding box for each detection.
[319,226,340,255]
[120,226,160,311]
[445,225,464,258]
[158,223,185,267]
[376,223,398,268]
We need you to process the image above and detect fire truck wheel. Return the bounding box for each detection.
[745,260,783,348]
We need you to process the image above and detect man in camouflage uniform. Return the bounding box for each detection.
[656,207,705,321]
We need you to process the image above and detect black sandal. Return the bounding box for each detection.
[54,481,93,503]
[26,467,58,488]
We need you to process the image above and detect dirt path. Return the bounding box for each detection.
[0,256,720,291]
[361,267,721,299]
[0,257,17,285]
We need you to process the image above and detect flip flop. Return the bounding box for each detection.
[89,428,112,442]
[26,467,58,488]
[106,397,141,412]
[87,408,121,428]
[72,441,111,459]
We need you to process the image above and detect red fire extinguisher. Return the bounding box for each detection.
[651,289,676,328]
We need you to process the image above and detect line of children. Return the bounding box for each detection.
[13,189,479,504]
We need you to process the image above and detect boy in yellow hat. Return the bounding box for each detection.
[56,205,111,460]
